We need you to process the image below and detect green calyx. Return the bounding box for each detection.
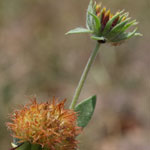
[66,0,142,45]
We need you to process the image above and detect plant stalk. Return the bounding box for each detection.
[70,42,101,109]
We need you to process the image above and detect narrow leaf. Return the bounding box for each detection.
[75,95,96,128]
[91,35,105,41]
[111,28,138,42]
[88,11,101,33]
[31,144,42,150]
[86,0,94,29]
[66,27,93,35]
[125,28,139,39]
[108,18,130,38]
[118,12,129,23]
[135,32,143,36]
[121,20,138,32]
[110,18,130,33]
[17,142,31,150]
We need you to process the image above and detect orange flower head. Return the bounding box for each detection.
[7,98,81,150]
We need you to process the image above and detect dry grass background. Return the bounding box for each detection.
[0,0,149,149]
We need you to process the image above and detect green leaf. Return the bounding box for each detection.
[102,10,124,35]
[75,95,96,128]
[31,144,42,150]
[91,35,105,41]
[17,142,31,150]
[134,32,143,36]
[108,18,130,39]
[118,12,129,23]
[121,20,138,32]
[86,0,94,30]
[111,28,139,42]
[66,27,93,35]
[88,11,101,33]
[110,18,130,33]
[125,28,140,39]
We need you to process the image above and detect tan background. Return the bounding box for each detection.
[0,0,149,149]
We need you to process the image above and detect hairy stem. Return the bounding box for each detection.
[70,42,101,109]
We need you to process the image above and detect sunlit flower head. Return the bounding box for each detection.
[66,0,142,45]
[7,98,81,150]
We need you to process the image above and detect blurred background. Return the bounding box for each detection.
[0,0,149,149]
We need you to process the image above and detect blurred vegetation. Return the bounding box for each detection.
[0,0,149,150]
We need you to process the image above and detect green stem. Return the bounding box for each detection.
[70,42,101,109]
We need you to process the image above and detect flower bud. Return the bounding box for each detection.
[66,0,142,46]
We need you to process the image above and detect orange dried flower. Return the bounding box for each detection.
[7,98,81,150]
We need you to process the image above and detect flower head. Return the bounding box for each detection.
[7,98,81,150]
[66,0,142,45]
